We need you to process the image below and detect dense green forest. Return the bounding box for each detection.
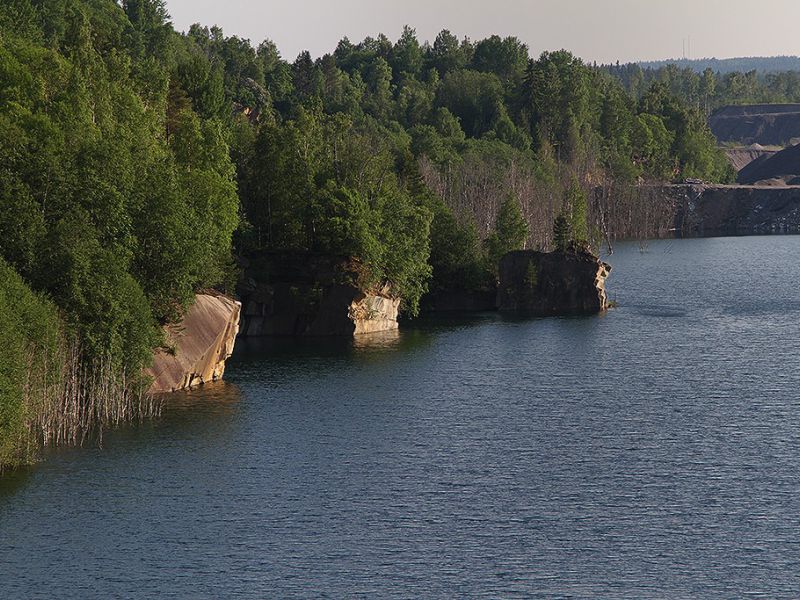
[605,61,800,113]
[0,0,733,468]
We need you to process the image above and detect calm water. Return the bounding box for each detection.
[2,237,800,598]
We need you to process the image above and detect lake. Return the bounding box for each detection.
[2,236,800,598]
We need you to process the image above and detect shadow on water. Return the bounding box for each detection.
[0,467,34,500]
[230,326,438,366]
[0,381,246,498]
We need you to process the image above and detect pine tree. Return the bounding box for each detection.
[485,194,528,272]
[553,214,572,252]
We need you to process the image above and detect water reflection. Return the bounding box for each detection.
[159,380,242,417]
[352,328,401,349]
[5,237,800,598]
[0,467,33,501]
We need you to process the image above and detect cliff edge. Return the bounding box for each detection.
[497,249,611,316]
[238,253,400,337]
[147,293,241,394]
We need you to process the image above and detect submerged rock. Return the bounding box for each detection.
[497,248,611,315]
[147,293,241,394]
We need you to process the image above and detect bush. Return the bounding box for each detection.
[0,258,65,468]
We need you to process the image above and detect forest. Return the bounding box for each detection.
[606,61,800,113]
[0,0,739,468]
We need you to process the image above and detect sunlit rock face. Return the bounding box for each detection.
[147,294,241,394]
[497,249,611,316]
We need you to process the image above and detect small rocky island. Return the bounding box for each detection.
[497,248,612,315]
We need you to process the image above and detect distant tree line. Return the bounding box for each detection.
[637,56,800,76]
[605,61,800,114]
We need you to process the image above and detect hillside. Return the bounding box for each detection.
[724,146,779,172]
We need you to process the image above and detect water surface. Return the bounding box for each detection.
[2,237,800,598]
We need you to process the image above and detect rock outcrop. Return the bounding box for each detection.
[147,293,241,394]
[238,252,400,336]
[658,183,800,236]
[497,249,611,316]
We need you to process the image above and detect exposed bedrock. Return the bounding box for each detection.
[237,253,400,337]
[147,293,241,394]
[497,249,611,316]
[665,184,800,235]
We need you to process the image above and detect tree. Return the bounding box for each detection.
[436,69,504,137]
[565,178,589,244]
[390,26,423,79]
[122,0,172,58]
[524,50,590,152]
[470,35,528,87]
[552,213,571,251]
[430,30,467,76]
[485,193,528,272]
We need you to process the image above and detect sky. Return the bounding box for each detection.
[165,0,800,64]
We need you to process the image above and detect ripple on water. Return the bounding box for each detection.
[2,236,800,598]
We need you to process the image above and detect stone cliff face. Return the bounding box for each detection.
[669,184,800,236]
[497,249,611,316]
[238,253,400,336]
[147,293,241,394]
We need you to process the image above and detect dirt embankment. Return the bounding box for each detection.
[737,143,800,185]
[710,104,800,146]
[724,146,779,172]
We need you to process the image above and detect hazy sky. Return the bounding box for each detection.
[165,0,800,64]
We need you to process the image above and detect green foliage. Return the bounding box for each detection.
[485,194,528,273]
[565,179,589,244]
[0,4,239,375]
[0,258,65,467]
[0,1,737,399]
[524,260,539,289]
[553,214,572,252]
[426,198,487,292]
[437,70,504,137]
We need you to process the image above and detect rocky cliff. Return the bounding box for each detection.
[675,186,800,236]
[238,253,400,336]
[497,249,611,316]
[147,293,241,394]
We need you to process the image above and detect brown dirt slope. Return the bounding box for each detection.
[738,143,800,185]
[724,146,778,172]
